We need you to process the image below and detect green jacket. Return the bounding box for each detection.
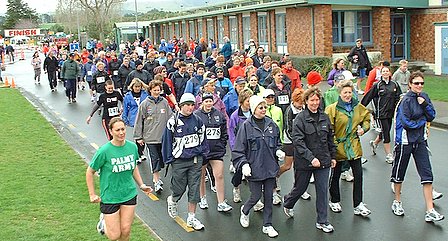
[325,97,370,161]
[61,59,79,80]
[266,104,284,142]
[323,86,358,108]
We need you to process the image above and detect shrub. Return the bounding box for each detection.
[269,53,332,78]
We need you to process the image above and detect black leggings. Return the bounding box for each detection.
[378,118,392,143]
[329,159,363,207]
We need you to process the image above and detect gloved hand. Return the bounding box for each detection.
[276,149,286,161]
[242,163,251,177]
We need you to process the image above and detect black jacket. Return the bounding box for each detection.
[194,107,228,160]
[292,108,336,171]
[361,78,401,119]
[43,56,59,72]
[348,45,371,70]
[171,71,190,102]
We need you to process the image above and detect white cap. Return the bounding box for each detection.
[250,95,266,113]
[341,70,355,80]
[179,93,196,106]
[262,89,275,98]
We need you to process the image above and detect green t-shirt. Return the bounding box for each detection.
[89,140,139,204]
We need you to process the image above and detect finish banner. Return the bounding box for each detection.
[5,29,41,37]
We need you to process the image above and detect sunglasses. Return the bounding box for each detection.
[258,106,267,110]
[265,96,275,99]
[216,71,224,73]
[412,82,424,86]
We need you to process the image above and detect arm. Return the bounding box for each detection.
[361,83,377,107]
[399,98,427,130]
[132,166,152,192]
[231,122,249,170]
[291,116,314,164]
[86,103,101,124]
[85,167,100,203]
[133,104,145,140]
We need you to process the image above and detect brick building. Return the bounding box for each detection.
[129,0,448,71]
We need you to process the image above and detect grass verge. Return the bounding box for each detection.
[0,88,157,241]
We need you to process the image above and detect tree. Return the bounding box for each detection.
[3,0,39,29]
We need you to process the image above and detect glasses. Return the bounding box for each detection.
[162,70,167,73]
[250,79,258,82]
[412,82,424,86]
[216,71,223,73]
[258,106,267,110]
[265,96,275,99]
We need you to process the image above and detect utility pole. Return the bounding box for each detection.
[134,0,139,41]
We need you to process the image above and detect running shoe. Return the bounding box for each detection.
[273,192,282,205]
[229,164,236,173]
[240,205,250,228]
[341,170,354,182]
[262,226,279,238]
[186,215,205,230]
[301,191,311,200]
[354,202,371,217]
[386,153,394,164]
[167,195,178,218]
[96,213,105,235]
[283,207,294,218]
[254,200,264,212]
[361,157,368,164]
[233,187,242,203]
[316,222,334,233]
[72,98,77,103]
[329,202,342,213]
[425,208,444,222]
[433,189,443,200]
[369,140,378,155]
[199,196,209,209]
[211,185,217,193]
[67,97,72,104]
[217,200,233,212]
[391,200,404,216]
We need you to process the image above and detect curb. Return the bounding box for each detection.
[431,121,448,130]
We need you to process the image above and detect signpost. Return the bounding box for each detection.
[69,43,80,53]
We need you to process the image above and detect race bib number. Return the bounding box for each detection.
[87,71,92,76]
[97,76,105,83]
[113,70,118,76]
[108,107,119,116]
[184,134,200,148]
[206,127,221,140]
[278,95,289,105]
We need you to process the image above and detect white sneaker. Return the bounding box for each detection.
[369,140,378,155]
[167,196,178,218]
[217,200,233,212]
[254,200,264,212]
[341,170,354,182]
[186,215,205,230]
[354,202,371,217]
[425,208,444,222]
[211,185,217,193]
[233,187,242,203]
[329,202,342,213]
[96,213,105,235]
[316,222,334,233]
[283,207,294,218]
[240,205,250,228]
[262,226,279,238]
[391,200,404,216]
[433,189,443,200]
[301,191,311,200]
[386,153,394,164]
[199,196,209,209]
[229,164,236,173]
[273,192,282,205]
[310,174,315,183]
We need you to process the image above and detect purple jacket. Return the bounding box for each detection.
[327,68,345,87]
[228,107,250,149]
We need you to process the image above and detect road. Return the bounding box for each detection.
[3,51,448,241]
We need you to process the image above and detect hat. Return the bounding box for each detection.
[215,67,224,73]
[306,71,323,86]
[206,72,217,79]
[186,51,193,56]
[263,88,276,98]
[201,78,216,87]
[341,70,355,80]
[234,76,246,85]
[135,59,143,66]
[179,93,196,106]
[249,95,267,114]
[69,53,75,57]
[202,92,214,102]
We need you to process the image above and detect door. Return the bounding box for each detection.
[391,15,406,61]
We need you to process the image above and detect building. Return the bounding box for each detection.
[129,0,448,73]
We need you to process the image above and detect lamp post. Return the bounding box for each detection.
[134,0,139,41]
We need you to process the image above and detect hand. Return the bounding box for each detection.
[86,116,91,124]
[417,96,425,104]
[174,104,180,112]
[137,140,145,146]
[276,149,286,161]
[331,159,337,168]
[311,158,321,168]
[140,184,153,193]
[357,126,365,136]
[89,194,101,203]
[242,163,252,177]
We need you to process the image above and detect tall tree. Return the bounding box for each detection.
[3,0,39,29]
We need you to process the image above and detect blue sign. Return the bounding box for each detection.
[69,43,80,53]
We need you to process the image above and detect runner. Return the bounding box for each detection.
[134,80,172,193]
[43,51,59,92]
[61,53,79,103]
[85,117,152,240]
[31,51,42,84]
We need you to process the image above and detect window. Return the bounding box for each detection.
[275,13,287,54]
[207,19,214,42]
[174,23,180,38]
[163,24,169,39]
[182,22,187,39]
[332,11,372,46]
[229,17,238,50]
[242,16,251,49]
[189,21,196,39]
[258,14,268,51]
[217,18,224,48]
[198,21,203,39]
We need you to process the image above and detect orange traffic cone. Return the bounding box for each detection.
[4,76,10,87]
[11,78,16,88]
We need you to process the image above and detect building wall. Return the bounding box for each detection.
[313,5,333,56]
[238,13,244,50]
[250,12,258,44]
[372,7,391,60]
[268,10,277,54]
[286,7,312,55]
[202,18,207,41]
[410,9,446,63]
[223,16,230,40]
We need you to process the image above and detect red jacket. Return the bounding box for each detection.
[364,67,381,93]
[228,66,245,84]
[282,67,302,90]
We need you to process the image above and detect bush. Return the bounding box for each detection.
[269,53,332,78]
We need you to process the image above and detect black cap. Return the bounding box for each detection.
[202,92,214,102]
[135,60,143,66]
[235,76,246,85]
[206,72,217,79]
[69,53,75,57]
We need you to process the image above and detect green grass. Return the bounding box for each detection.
[0,89,157,241]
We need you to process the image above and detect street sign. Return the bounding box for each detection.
[69,43,80,53]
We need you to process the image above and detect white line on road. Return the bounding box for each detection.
[68,124,76,129]
[90,143,99,150]
[78,132,87,138]
[60,117,67,122]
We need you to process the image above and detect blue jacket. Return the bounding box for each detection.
[223,88,239,116]
[232,116,281,181]
[185,75,204,96]
[194,107,228,160]
[215,77,234,99]
[83,61,94,82]
[395,91,436,145]
[122,90,149,127]
[221,42,232,59]
[161,112,209,164]
[256,67,271,86]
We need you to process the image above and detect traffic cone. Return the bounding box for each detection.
[4,76,10,87]
[11,78,16,88]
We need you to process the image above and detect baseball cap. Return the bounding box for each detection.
[263,89,276,98]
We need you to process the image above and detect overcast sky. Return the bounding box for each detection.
[0,0,224,14]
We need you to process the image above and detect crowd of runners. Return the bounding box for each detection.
[19,35,444,239]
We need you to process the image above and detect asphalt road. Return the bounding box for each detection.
[3,52,448,241]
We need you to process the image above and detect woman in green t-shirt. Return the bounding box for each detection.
[86,117,152,240]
